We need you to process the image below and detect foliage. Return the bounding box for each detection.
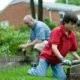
[0,26,29,56]
[43,18,57,30]
[77,48,80,56]
[19,23,30,32]
[56,0,66,3]
[56,0,80,6]
[65,53,74,61]
[76,31,80,36]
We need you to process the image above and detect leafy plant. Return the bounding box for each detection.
[19,23,30,32]
[0,26,29,56]
[77,48,80,56]
[43,18,57,30]
[76,32,80,36]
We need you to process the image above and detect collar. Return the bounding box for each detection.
[60,25,73,38]
[31,20,37,30]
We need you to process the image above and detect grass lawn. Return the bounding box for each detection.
[0,53,72,80]
[0,64,68,80]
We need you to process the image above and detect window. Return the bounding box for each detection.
[0,20,9,27]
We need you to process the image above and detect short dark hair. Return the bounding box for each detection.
[62,11,78,24]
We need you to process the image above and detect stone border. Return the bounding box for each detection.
[0,56,37,62]
[0,56,37,69]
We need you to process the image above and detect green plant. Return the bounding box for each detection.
[0,26,29,56]
[43,18,57,30]
[77,48,80,56]
[76,32,80,36]
[19,23,30,32]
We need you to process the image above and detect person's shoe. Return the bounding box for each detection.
[28,62,37,75]
[28,67,34,75]
[31,62,37,67]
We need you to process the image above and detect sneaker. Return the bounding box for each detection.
[28,62,37,75]
[28,67,34,75]
[31,62,37,67]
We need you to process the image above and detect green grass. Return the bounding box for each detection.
[65,53,74,61]
[0,64,67,80]
[0,53,72,80]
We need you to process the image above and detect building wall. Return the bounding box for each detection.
[51,10,60,25]
[0,2,31,27]
[35,5,59,24]
[0,2,60,27]
[0,2,80,28]
[33,5,59,24]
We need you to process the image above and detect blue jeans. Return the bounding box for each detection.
[36,51,39,57]
[28,58,66,79]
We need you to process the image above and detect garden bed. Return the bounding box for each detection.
[0,56,37,69]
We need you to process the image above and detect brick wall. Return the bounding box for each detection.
[0,2,59,27]
[0,2,31,27]
[51,10,60,24]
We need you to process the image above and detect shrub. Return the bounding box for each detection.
[43,18,57,30]
[0,26,29,56]
[19,23,30,32]
[76,32,80,36]
[77,48,80,56]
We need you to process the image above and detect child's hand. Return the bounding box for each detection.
[60,58,72,66]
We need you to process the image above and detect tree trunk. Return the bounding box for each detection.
[30,0,35,19]
[38,0,43,21]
